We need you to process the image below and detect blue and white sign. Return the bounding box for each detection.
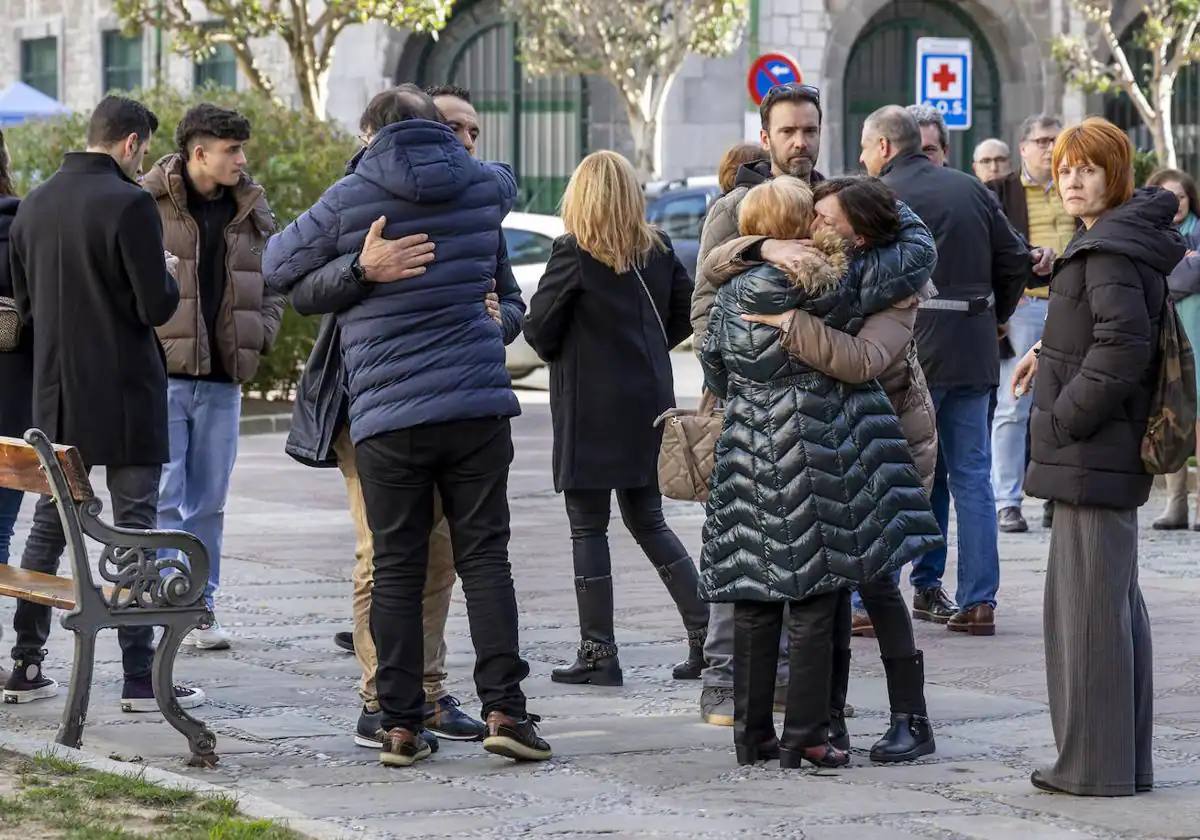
[916,37,972,131]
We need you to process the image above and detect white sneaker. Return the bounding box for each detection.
[184,619,232,651]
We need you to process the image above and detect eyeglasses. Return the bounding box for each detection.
[1026,136,1057,149]
[976,156,1010,166]
[762,82,821,108]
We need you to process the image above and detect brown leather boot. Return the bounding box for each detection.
[378,727,432,767]
[850,608,875,638]
[946,604,995,636]
[482,712,552,762]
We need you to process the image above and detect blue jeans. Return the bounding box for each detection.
[991,297,1048,509]
[910,386,1000,610]
[0,488,22,566]
[158,378,242,611]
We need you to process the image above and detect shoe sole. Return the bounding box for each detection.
[354,734,384,749]
[3,683,59,704]
[121,695,206,713]
[482,735,551,761]
[183,639,231,651]
[999,524,1029,533]
[550,674,623,687]
[947,623,995,637]
[850,626,876,638]
[424,727,484,742]
[912,610,952,625]
[379,744,432,767]
[1152,522,1188,531]
[870,738,936,763]
[702,711,734,726]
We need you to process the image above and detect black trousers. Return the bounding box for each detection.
[830,579,919,713]
[563,485,690,577]
[355,417,529,731]
[12,465,159,681]
[735,592,840,750]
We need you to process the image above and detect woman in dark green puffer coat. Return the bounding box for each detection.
[699,176,943,769]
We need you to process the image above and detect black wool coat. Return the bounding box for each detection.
[523,234,694,492]
[1025,188,1185,510]
[0,195,33,439]
[9,153,179,466]
[881,153,1029,389]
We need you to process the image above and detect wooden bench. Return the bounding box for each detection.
[0,429,218,767]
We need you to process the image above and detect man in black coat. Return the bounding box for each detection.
[4,95,203,712]
[860,105,1029,637]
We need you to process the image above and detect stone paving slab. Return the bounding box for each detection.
[0,408,1198,839]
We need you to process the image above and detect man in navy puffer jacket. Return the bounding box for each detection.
[263,85,550,767]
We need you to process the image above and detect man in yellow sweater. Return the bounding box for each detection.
[986,114,1073,533]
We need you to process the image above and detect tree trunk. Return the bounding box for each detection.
[626,109,658,183]
[288,42,326,119]
[1153,83,1178,169]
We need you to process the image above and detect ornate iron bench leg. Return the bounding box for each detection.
[55,628,97,749]
[154,621,218,767]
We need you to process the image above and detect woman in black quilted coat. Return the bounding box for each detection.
[700,176,943,769]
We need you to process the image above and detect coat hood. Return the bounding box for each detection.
[1061,187,1186,275]
[351,119,481,204]
[716,228,847,295]
[142,152,270,230]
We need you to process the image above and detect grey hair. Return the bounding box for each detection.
[906,104,949,150]
[863,105,922,156]
[973,138,1010,161]
[1018,113,1062,143]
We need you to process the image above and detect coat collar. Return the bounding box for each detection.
[879,152,932,179]
[142,152,266,227]
[60,152,138,185]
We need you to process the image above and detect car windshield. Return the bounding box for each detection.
[504,228,556,266]
[647,190,713,241]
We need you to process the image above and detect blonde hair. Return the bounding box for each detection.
[560,151,664,273]
[737,176,815,240]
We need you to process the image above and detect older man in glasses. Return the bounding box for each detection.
[973,138,1012,183]
[690,81,828,728]
[985,114,1069,535]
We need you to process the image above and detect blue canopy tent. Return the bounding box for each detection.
[0,81,70,127]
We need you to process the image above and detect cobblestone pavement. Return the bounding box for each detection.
[2,402,1200,839]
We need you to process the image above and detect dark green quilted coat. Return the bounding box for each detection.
[699,233,944,603]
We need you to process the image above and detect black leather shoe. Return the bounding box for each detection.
[735,737,780,765]
[998,506,1028,533]
[912,587,957,624]
[780,742,849,769]
[672,628,706,680]
[423,695,487,741]
[869,714,935,762]
[334,631,355,653]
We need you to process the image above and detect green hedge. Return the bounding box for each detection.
[5,85,357,399]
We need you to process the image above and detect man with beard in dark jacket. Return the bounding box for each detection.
[860,105,1029,637]
[691,82,827,727]
[4,95,204,712]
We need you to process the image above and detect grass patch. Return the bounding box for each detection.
[0,748,306,839]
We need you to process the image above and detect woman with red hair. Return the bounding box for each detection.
[1012,117,1185,796]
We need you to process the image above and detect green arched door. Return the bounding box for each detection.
[844,0,1002,172]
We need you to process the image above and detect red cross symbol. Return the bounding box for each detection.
[932,63,957,92]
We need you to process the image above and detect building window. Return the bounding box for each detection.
[102,30,143,93]
[21,37,58,99]
[194,39,237,90]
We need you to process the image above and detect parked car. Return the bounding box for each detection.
[645,178,721,280]
[503,211,565,379]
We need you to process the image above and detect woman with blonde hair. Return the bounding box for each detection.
[523,150,707,686]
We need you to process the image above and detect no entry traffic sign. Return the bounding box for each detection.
[747,52,803,106]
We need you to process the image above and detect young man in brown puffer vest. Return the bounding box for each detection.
[142,104,285,650]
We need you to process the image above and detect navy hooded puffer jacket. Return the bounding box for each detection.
[263,119,520,443]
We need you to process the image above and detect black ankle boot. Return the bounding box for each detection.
[869,714,935,762]
[828,646,851,751]
[552,640,623,686]
[553,575,623,686]
[672,627,706,680]
[871,651,935,762]
[657,557,709,680]
[735,736,780,765]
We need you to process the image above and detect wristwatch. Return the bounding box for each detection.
[349,254,368,285]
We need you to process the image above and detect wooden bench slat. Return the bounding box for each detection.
[0,566,116,610]
[0,435,94,502]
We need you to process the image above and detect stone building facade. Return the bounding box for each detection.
[0,0,1187,209]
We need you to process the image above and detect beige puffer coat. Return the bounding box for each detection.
[143,153,284,383]
[704,234,938,492]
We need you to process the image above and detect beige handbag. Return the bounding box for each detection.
[654,391,723,503]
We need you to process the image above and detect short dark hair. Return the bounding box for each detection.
[1147,167,1200,219]
[759,83,822,131]
[86,95,158,148]
[814,176,901,248]
[360,84,442,136]
[425,84,471,103]
[864,105,922,157]
[906,104,949,150]
[175,103,251,158]
[1019,113,1062,143]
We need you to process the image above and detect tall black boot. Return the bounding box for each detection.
[552,575,623,686]
[828,646,851,751]
[870,651,935,762]
[657,556,709,680]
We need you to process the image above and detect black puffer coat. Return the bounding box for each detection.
[699,240,944,603]
[1025,188,1185,510]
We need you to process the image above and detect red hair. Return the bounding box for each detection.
[1051,117,1135,208]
